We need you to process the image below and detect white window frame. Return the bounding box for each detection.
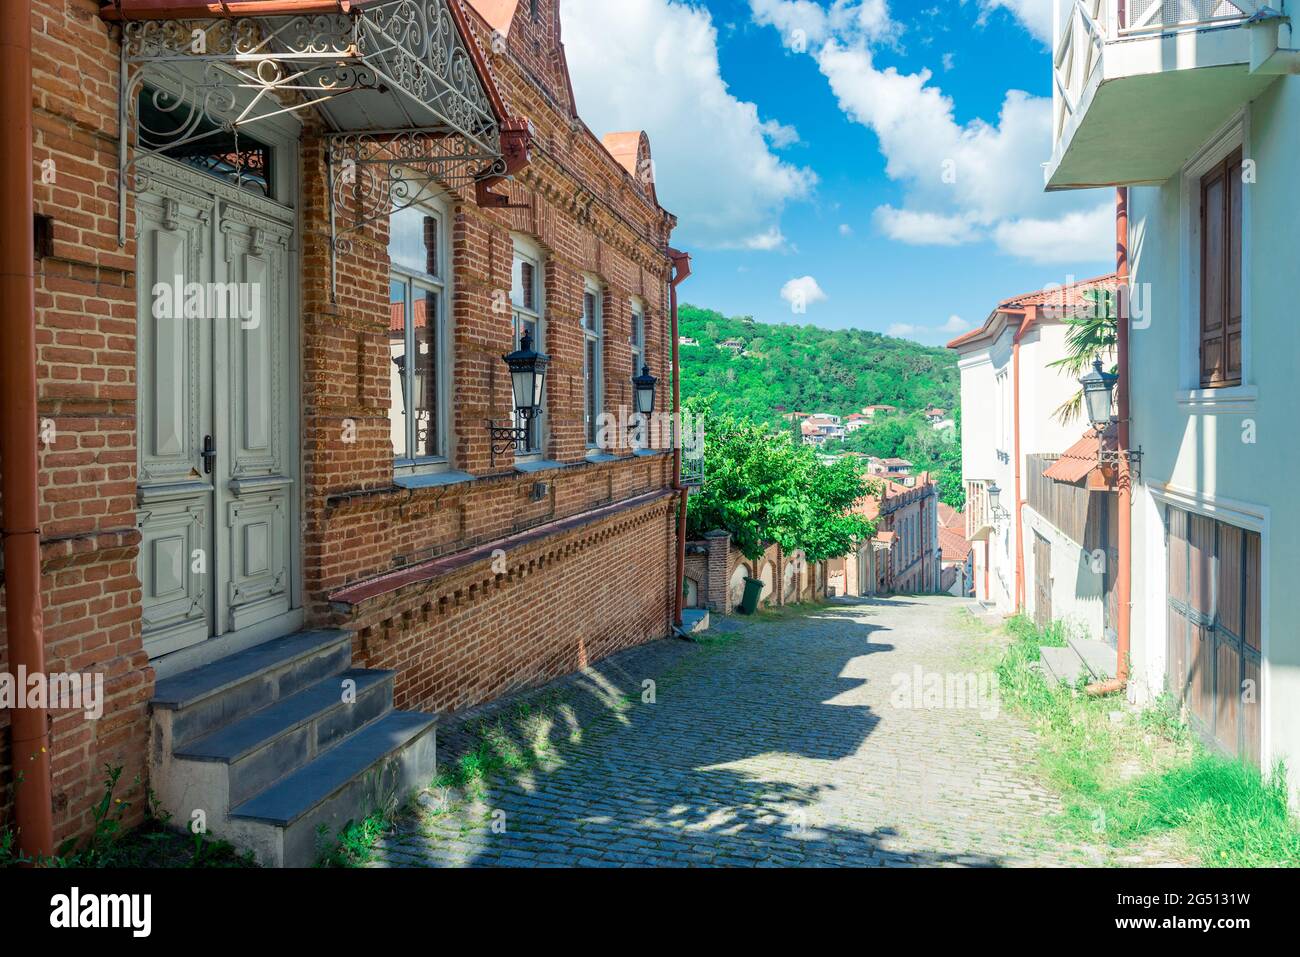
[630,298,645,375]
[511,235,546,459]
[583,278,604,448]
[388,194,452,476]
[1177,111,1255,410]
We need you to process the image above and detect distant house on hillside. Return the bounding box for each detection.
[879,457,913,475]
[862,404,897,418]
[800,415,845,446]
[844,413,869,433]
[718,338,745,353]
[678,336,699,347]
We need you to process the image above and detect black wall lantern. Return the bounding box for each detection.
[488,329,549,464]
[986,481,1009,522]
[633,364,658,417]
[1079,357,1118,434]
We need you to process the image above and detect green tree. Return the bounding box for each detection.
[1048,288,1118,425]
[684,399,877,562]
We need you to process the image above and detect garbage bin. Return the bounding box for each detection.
[738,576,764,615]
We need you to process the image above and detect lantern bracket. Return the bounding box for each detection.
[486,417,537,467]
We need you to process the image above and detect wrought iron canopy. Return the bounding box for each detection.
[111,0,527,255]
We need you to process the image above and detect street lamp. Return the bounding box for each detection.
[632,364,658,417]
[987,481,1009,522]
[488,328,549,464]
[1080,357,1118,434]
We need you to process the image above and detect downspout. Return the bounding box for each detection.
[1011,306,1036,613]
[1088,187,1133,696]
[668,248,692,629]
[0,0,55,861]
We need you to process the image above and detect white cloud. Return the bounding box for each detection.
[874,206,982,246]
[761,118,802,148]
[747,3,1111,265]
[980,0,1053,44]
[562,0,815,249]
[838,223,853,237]
[739,225,790,251]
[888,322,919,338]
[751,0,900,49]
[991,201,1116,264]
[941,314,970,333]
[941,51,956,71]
[781,275,828,310]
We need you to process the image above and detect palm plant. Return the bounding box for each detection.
[1048,288,1118,426]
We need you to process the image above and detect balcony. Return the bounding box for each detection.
[1047,0,1289,190]
[965,480,996,542]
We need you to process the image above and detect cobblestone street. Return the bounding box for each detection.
[373,596,1101,868]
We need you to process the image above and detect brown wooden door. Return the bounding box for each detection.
[1165,506,1261,764]
[1033,532,1052,629]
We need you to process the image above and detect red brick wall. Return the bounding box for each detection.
[2,0,680,843]
[0,0,152,841]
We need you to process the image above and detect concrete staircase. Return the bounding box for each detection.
[1036,634,1118,687]
[150,629,437,867]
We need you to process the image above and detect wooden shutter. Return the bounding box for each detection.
[1200,164,1226,386]
[1225,150,1243,384]
[1199,149,1243,388]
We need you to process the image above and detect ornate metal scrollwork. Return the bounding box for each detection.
[115,0,506,275]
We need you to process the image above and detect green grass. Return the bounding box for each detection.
[994,615,1300,867]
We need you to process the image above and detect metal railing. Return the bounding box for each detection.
[1119,0,1260,35]
[1052,0,1261,143]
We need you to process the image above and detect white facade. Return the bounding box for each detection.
[1126,85,1300,787]
[953,298,1112,627]
[1050,2,1299,794]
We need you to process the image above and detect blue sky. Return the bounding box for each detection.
[561,0,1115,346]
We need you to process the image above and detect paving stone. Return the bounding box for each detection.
[377,596,1182,869]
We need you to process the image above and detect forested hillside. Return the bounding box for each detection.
[677,304,958,426]
[678,304,965,507]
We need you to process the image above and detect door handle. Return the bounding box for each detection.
[201,434,217,475]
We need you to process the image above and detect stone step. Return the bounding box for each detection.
[229,711,438,868]
[154,629,353,750]
[1068,635,1118,681]
[174,669,394,807]
[679,608,710,636]
[1038,645,1090,686]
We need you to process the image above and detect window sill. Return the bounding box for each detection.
[633,448,668,458]
[513,459,567,475]
[1176,385,1257,411]
[584,451,621,463]
[393,470,476,490]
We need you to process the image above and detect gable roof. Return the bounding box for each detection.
[947,273,1119,351]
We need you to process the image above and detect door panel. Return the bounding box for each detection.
[214,202,294,636]
[136,159,296,658]
[136,180,216,657]
[1165,504,1262,765]
[1033,532,1052,629]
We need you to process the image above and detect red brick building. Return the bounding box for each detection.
[828,476,941,597]
[0,0,687,862]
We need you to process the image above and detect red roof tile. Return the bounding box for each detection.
[947,273,1119,349]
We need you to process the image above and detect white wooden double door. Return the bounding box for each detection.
[135,158,297,659]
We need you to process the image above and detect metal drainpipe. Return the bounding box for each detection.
[1,0,55,861]
[668,248,691,629]
[1088,187,1133,696]
[1011,306,1034,613]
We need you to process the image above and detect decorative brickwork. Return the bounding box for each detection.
[2,0,680,846]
